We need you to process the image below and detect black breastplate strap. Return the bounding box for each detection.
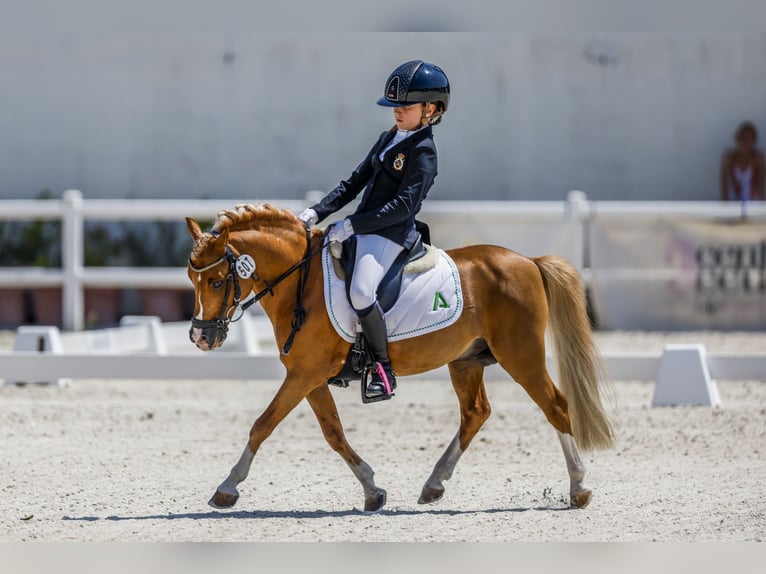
[279,225,316,355]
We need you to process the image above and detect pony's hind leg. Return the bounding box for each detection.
[558,431,592,508]
[305,384,387,512]
[489,324,591,507]
[419,359,490,504]
[506,369,593,508]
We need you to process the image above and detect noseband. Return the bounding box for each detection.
[189,225,319,354]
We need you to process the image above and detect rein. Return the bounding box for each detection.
[189,224,320,355]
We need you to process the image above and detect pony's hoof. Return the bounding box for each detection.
[570,489,592,509]
[209,489,239,509]
[418,484,444,505]
[364,489,387,512]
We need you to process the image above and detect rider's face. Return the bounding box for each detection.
[393,103,427,131]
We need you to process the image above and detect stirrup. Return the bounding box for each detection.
[361,362,395,404]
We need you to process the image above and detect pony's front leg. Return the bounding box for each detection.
[209,374,308,509]
[209,445,254,508]
[557,431,592,508]
[305,384,387,512]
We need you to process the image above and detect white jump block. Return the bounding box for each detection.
[6,326,71,387]
[119,315,167,354]
[652,344,720,407]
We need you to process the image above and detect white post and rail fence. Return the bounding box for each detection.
[3,189,765,332]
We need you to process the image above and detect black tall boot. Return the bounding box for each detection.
[358,302,396,399]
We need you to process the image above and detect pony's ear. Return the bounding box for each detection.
[186,217,204,241]
[213,227,229,254]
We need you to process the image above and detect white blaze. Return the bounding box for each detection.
[195,273,204,320]
[191,273,204,342]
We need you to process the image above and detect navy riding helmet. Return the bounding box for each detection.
[377,60,450,118]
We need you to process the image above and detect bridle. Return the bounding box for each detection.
[189,224,320,354]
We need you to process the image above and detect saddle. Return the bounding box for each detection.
[331,221,435,313]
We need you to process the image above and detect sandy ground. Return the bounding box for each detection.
[0,330,764,542]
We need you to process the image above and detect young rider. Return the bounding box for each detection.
[299,60,450,400]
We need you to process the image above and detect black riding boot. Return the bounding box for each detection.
[358,302,396,399]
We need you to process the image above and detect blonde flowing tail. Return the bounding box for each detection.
[534,255,615,451]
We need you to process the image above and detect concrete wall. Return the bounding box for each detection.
[2,31,766,201]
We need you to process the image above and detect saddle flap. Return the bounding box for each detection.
[322,244,463,344]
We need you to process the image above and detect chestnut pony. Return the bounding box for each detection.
[186,203,614,511]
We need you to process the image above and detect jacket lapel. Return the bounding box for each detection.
[380,126,432,171]
[372,130,397,167]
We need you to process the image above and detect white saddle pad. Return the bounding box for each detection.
[322,244,463,343]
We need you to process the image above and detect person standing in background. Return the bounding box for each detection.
[720,121,765,202]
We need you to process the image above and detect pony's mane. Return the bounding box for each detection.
[211,203,299,234]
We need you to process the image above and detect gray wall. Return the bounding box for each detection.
[2,32,766,201]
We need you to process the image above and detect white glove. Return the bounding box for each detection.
[298,208,318,226]
[327,218,354,243]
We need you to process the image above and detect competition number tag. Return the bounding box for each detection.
[235,254,256,279]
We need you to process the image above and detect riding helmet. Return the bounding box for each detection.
[377,60,450,113]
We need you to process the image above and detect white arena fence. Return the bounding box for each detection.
[2,189,765,331]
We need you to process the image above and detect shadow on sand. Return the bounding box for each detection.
[62,504,572,522]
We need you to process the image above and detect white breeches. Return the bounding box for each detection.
[349,234,404,312]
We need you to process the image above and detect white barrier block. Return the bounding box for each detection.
[85,329,116,353]
[234,312,262,354]
[6,326,71,387]
[652,344,720,407]
[119,315,167,354]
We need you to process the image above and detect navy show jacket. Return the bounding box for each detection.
[311,125,437,251]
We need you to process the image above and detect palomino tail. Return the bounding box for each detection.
[534,255,615,451]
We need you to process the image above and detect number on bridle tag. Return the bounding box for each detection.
[235,254,256,279]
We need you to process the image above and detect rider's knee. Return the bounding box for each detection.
[349,281,376,312]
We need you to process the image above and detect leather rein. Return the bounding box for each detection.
[188,224,320,355]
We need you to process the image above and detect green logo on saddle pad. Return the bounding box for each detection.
[432,291,450,311]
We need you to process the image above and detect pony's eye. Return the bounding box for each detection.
[211,279,225,290]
